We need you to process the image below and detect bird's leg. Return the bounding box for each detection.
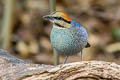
[81,50,83,61]
[63,56,69,64]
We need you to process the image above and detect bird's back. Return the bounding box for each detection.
[50,20,88,56]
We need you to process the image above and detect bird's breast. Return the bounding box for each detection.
[50,26,88,55]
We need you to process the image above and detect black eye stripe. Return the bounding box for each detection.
[53,17,71,24]
[53,17,62,20]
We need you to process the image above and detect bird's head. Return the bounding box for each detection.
[43,11,72,28]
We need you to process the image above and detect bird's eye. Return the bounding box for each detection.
[57,17,62,20]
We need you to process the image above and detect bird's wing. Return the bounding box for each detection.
[71,20,90,48]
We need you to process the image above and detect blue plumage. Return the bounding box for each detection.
[50,20,88,56]
[71,20,82,28]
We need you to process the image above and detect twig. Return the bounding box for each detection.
[1,0,15,50]
[49,0,59,65]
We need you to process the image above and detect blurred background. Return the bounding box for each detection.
[0,0,120,65]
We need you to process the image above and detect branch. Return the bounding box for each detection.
[0,49,120,80]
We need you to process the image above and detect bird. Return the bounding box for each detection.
[43,11,90,64]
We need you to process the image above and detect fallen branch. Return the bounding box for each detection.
[0,49,120,80]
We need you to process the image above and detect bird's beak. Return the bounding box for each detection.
[43,15,53,20]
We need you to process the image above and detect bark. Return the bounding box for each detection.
[0,49,120,80]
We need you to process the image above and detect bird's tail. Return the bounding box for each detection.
[85,42,91,48]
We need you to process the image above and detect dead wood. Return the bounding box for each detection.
[0,49,120,80]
